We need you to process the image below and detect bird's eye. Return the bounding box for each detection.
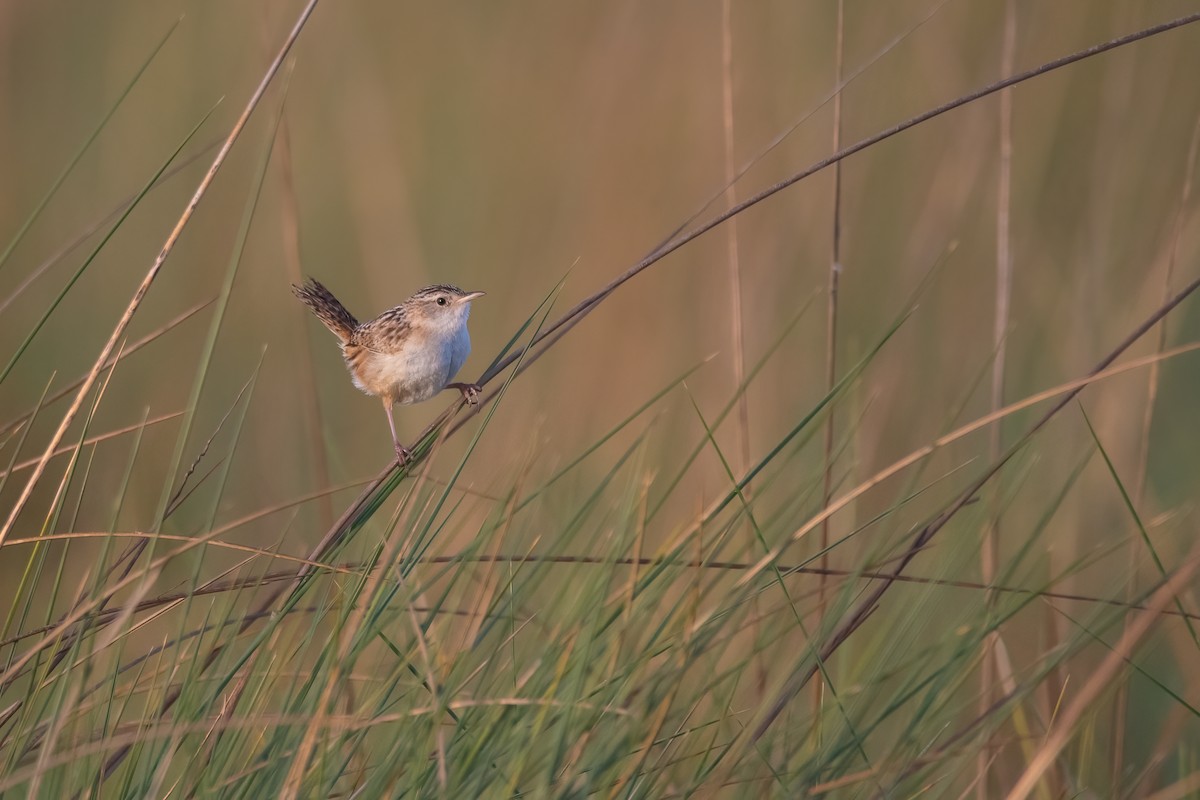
[436,297,447,306]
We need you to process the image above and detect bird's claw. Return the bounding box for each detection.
[394,443,412,466]
[458,383,482,405]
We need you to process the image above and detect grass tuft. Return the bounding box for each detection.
[1,6,1199,797]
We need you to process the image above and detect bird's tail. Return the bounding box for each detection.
[292,278,359,343]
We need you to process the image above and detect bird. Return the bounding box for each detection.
[292,278,485,464]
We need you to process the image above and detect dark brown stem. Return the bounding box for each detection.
[750,272,1200,742]
[476,12,1200,395]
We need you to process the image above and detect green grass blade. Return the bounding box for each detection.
[1080,404,1199,648]
[0,100,220,385]
[0,19,179,278]
[154,80,291,530]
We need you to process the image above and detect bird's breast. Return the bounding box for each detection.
[346,326,471,405]
[446,323,471,379]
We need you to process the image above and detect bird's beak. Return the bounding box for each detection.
[457,291,486,304]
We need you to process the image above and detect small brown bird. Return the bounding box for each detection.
[293,278,485,463]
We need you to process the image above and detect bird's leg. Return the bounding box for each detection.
[382,397,411,464]
[446,382,482,405]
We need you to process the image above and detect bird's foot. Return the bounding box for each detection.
[394,442,412,466]
[449,382,482,405]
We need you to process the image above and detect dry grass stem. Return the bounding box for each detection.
[1007,538,1200,800]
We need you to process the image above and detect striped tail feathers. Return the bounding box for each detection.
[292,278,359,343]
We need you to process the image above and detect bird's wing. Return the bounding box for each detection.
[350,306,411,353]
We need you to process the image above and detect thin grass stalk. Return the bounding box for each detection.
[837,559,1173,795]
[816,0,846,744]
[0,413,183,480]
[44,149,265,718]
[11,10,1200,786]
[0,436,581,697]
[97,283,560,793]
[859,570,1087,786]
[718,0,749,479]
[474,12,1200,427]
[8,348,127,765]
[62,4,323,783]
[278,455,435,798]
[0,331,1165,651]
[1133,121,1200,522]
[0,110,213,388]
[0,19,179,279]
[35,281,261,756]
[14,533,1200,665]
[154,70,291,530]
[426,3,1200,562]
[0,0,322,547]
[200,353,266,535]
[0,376,57,662]
[643,0,953,265]
[685,386,875,774]
[0,300,211,440]
[273,107,335,529]
[1131,706,1195,796]
[1007,538,1200,800]
[1143,772,1200,800]
[717,0,764,731]
[981,1,1017,794]
[1113,111,1200,792]
[165,368,259,518]
[74,540,1200,747]
[748,272,1200,743]
[0,140,220,318]
[1049,603,1200,720]
[401,285,564,576]
[258,5,335,528]
[4,525,1195,796]
[136,362,267,789]
[1080,407,1200,648]
[648,298,814,520]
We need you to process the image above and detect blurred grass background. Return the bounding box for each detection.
[1,0,1199,796]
